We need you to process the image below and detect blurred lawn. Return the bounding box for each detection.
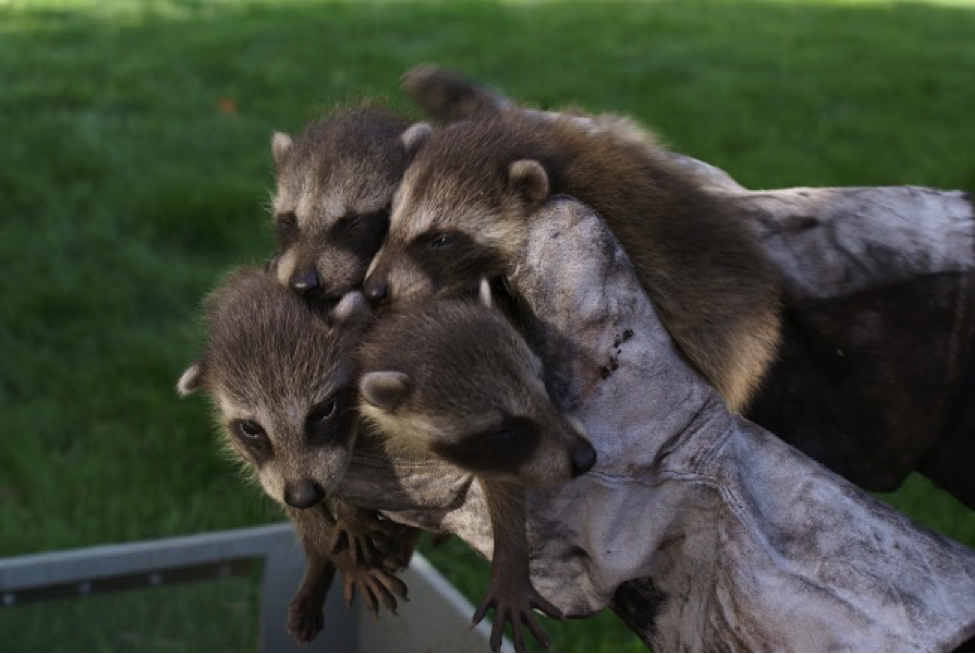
[1,0,974,650]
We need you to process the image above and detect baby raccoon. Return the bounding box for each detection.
[269,104,430,306]
[358,282,596,653]
[363,109,782,412]
[176,268,410,643]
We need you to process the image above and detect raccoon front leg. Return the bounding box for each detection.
[286,504,409,643]
[287,553,336,644]
[286,504,339,644]
[472,479,564,653]
[326,502,411,617]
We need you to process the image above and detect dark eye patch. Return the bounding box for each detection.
[431,416,540,474]
[428,233,457,249]
[275,211,300,249]
[309,399,337,423]
[406,230,506,295]
[305,387,358,446]
[328,208,390,260]
[228,418,273,465]
[238,420,263,439]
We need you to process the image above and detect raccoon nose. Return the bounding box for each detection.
[364,277,389,305]
[289,270,321,294]
[570,442,597,478]
[283,480,326,509]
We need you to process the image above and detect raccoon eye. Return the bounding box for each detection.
[491,425,521,443]
[233,419,266,441]
[275,212,299,246]
[428,233,456,249]
[308,399,337,424]
[492,416,538,444]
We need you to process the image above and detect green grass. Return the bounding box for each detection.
[1,0,974,650]
[0,577,262,651]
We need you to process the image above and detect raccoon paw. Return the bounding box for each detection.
[331,504,415,570]
[334,556,409,617]
[287,589,326,645]
[471,582,563,652]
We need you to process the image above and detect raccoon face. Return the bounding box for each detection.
[363,227,509,306]
[217,383,361,508]
[362,168,525,307]
[268,108,430,307]
[360,366,595,484]
[177,269,371,508]
[363,140,546,309]
[270,203,392,307]
[357,292,596,484]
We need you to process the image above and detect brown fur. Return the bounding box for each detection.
[358,294,592,481]
[367,113,782,411]
[178,267,366,498]
[176,268,410,643]
[402,64,664,151]
[401,64,515,123]
[269,104,426,305]
[357,293,592,652]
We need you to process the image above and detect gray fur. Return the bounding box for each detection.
[367,108,781,413]
[269,104,415,303]
[357,294,592,650]
[358,296,590,483]
[177,267,414,644]
[178,267,368,503]
[398,67,975,507]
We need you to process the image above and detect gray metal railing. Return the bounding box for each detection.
[0,523,505,652]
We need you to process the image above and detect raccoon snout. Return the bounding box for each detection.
[289,270,321,295]
[363,277,389,305]
[570,442,597,478]
[283,480,326,509]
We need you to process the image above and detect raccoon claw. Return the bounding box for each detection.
[287,589,325,645]
[331,527,384,567]
[337,563,408,618]
[472,584,562,652]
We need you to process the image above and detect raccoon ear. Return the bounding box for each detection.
[271,131,293,167]
[360,371,412,411]
[508,159,550,206]
[478,278,493,309]
[400,122,432,157]
[331,291,371,325]
[176,362,204,397]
